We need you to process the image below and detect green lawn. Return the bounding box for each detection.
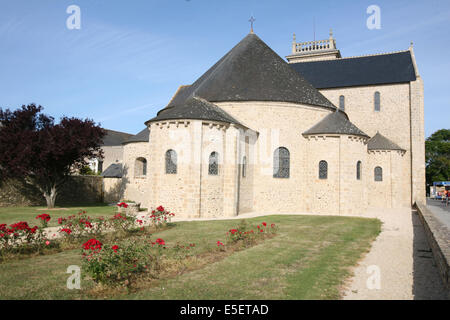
[0,204,117,227]
[0,215,381,300]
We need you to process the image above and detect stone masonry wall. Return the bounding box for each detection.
[122,141,151,207]
[319,82,415,206]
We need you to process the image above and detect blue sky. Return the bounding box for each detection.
[0,0,448,137]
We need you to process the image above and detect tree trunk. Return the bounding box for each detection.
[44,186,58,209]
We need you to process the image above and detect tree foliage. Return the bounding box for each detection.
[0,104,106,208]
[425,129,450,184]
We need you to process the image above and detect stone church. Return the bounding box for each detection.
[103,30,425,218]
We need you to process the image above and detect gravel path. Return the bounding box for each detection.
[341,208,448,300]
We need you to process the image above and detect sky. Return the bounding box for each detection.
[0,0,449,138]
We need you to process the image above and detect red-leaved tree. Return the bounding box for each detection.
[0,104,106,208]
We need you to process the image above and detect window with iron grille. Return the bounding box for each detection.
[374,91,381,111]
[356,161,362,180]
[208,152,219,175]
[273,147,290,178]
[319,160,328,179]
[165,150,177,174]
[374,166,383,181]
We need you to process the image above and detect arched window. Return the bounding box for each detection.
[135,157,147,177]
[208,152,219,176]
[356,161,362,180]
[165,150,177,174]
[339,95,345,111]
[273,147,290,178]
[242,156,247,178]
[374,91,381,111]
[374,166,383,181]
[319,160,328,179]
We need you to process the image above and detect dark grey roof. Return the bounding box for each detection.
[147,96,243,126]
[123,128,150,144]
[367,132,405,151]
[102,130,133,146]
[101,163,122,178]
[167,85,192,107]
[149,33,336,126]
[290,51,416,89]
[303,111,369,138]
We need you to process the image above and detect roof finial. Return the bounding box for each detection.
[329,28,333,39]
[410,40,414,48]
[249,16,256,34]
[293,33,296,42]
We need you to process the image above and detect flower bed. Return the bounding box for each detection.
[0,205,176,261]
[81,219,279,289]
[0,219,51,258]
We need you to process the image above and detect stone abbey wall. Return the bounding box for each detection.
[119,91,423,217]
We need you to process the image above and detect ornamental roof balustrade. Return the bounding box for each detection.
[292,30,336,55]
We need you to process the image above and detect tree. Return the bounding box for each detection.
[425,129,450,185]
[0,104,106,208]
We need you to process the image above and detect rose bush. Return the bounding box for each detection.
[0,218,49,258]
[81,237,159,287]
[149,206,175,228]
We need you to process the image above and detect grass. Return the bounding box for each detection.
[0,204,117,227]
[0,215,381,300]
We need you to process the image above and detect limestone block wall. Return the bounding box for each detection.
[338,136,368,215]
[145,122,197,217]
[390,150,410,208]
[101,146,124,172]
[237,133,255,214]
[219,101,332,214]
[122,142,151,207]
[319,83,417,207]
[367,151,392,208]
[144,121,241,219]
[304,136,340,215]
[319,83,411,146]
[410,78,426,204]
[199,123,226,218]
[221,125,240,217]
[103,177,124,203]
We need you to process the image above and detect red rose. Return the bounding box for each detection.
[262,222,267,227]
[112,245,119,253]
[60,228,72,235]
[156,206,165,212]
[36,214,51,222]
[82,238,102,251]
[156,238,165,246]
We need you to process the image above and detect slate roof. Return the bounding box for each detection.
[147,33,336,126]
[303,111,369,138]
[102,130,133,146]
[123,128,150,144]
[367,132,405,151]
[290,51,417,89]
[101,163,123,178]
[147,96,243,126]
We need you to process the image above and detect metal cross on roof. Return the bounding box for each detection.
[249,16,256,33]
